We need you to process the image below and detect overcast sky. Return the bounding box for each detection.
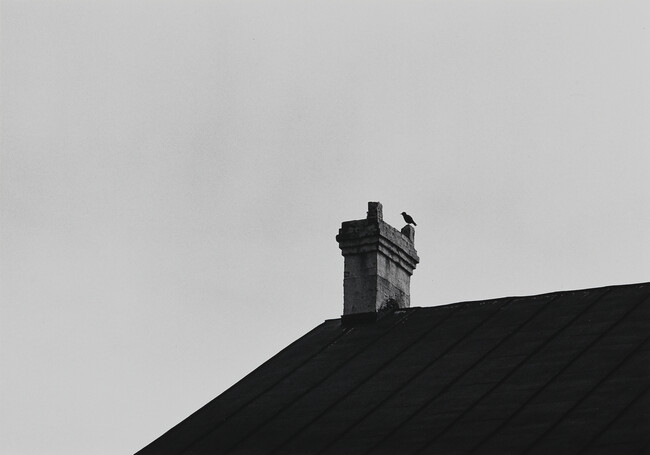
[1,1,649,454]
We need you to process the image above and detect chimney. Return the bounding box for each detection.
[336,202,419,321]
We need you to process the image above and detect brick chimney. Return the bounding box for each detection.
[336,202,419,320]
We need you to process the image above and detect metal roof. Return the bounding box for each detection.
[137,282,650,455]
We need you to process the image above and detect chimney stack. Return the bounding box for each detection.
[336,202,419,320]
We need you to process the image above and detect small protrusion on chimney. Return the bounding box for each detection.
[367,201,383,221]
[401,224,415,242]
[336,202,419,321]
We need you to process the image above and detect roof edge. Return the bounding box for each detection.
[327,281,650,321]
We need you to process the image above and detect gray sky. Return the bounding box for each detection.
[1,1,649,454]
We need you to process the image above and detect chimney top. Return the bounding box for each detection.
[336,202,419,322]
[367,201,383,221]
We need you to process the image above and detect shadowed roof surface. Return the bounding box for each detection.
[137,282,650,455]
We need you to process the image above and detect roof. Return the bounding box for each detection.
[137,282,650,455]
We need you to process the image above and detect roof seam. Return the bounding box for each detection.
[468,289,646,455]
[215,308,422,455]
[520,301,650,454]
[533,336,650,454]
[410,293,565,455]
[462,287,619,455]
[268,303,465,455]
[172,322,351,455]
[577,383,650,454]
[355,297,518,455]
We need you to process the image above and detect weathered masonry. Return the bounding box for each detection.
[336,202,419,319]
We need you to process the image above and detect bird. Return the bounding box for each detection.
[401,211,417,226]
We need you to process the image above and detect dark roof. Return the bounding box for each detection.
[137,282,650,455]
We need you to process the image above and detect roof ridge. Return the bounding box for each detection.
[409,281,650,312]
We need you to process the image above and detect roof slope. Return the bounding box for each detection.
[137,282,650,455]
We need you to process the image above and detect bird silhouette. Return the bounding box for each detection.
[401,212,417,226]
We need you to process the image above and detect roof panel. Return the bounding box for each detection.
[136,282,650,455]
